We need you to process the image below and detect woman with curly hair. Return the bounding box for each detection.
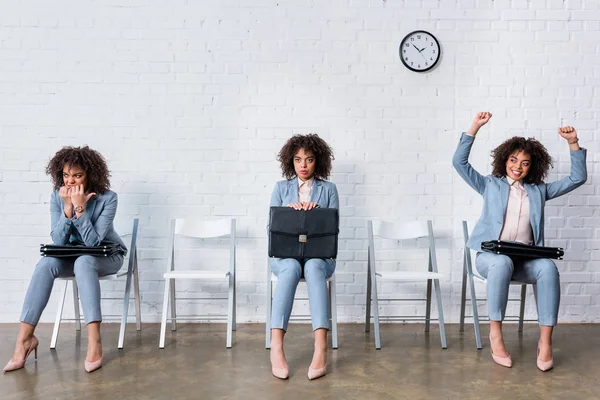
[453,112,587,371]
[269,133,339,380]
[4,146,127,374]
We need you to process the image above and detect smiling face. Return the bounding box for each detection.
[62,164,88,191]
[293,148,316,181]
[505,150,531,182]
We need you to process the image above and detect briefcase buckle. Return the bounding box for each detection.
[299,235,307,243]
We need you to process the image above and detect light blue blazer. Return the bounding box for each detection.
[270,178,339,209]
[452,133,587,251]
[50,189,127,253]
[269,178,339,265]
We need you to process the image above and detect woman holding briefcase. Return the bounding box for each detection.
[269,133,339,380]
[4,146,127,374]
[453,112,587,371]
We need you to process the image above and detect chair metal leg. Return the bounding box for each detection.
[133,255,142,331]
[468,270,482,350]
[459,255,468,333]
[72,280,82,331]
[50,281,69,349]
[118,256,135,349]
[330,277,338,349]
[226,272,234,348]
[232,271,237,331]
[433,278,447,349]
[159,278,170,348]
[365,259,372,333]
[265,272,273,349]
[368,254,381,349]
[425,279,432,333]
[170,279,177,331]
[518,284,527,333]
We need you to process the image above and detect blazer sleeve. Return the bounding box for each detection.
[270,181,283,207]
[328,184,339,209]
[50,191,72,245]
[71,192,118,247]
[545,148,587,200]
[452,133,489,195]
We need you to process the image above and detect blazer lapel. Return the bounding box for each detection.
[524,183,541,243]
[86,194,99,221]
[499,177,510,224]
[289,179,299,203]
[310,179,323,204]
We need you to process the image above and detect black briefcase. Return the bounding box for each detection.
[40,243,123,258]
[481,240,564,260]
[268,206,339,259]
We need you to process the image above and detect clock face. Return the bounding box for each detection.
[399,30,440,72]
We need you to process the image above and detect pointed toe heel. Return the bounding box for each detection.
[3,336,39,373]
[84,357,103,373]
[307,366,327,380]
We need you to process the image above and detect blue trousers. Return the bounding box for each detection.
[271,258,335,331]
[476,252,560,326]
[20,254,124,325]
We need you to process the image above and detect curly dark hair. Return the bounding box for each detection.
[491,137,553,185]
[277,133,334,180]
[46,146,111,193]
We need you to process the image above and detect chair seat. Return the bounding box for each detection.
[270,273,333,282]
[375,271,443,281]
[473,275,523,285]
[58,274,119,281]
[164,270,230,280]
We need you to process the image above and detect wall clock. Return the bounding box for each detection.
[399,30,440,72]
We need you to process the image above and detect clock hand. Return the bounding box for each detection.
[412,44,420,51]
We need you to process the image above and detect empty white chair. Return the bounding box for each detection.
[365,219,447,349]
[50,218,141,349]
[159,218,236,349]
[459,221,533,349]
[265,259,338,349]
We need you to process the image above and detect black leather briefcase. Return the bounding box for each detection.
[481,240,564,260]
[40,243,123,258]
[268,206,339,259]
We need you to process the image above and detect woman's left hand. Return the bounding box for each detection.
[288,202,319,210]
[558,126,578,142]
[70,184,96,209]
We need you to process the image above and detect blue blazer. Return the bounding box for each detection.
[270,178,339,209]
[452,133,587,251]
[50,189,127,253]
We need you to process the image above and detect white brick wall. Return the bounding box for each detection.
[1,0,599,324]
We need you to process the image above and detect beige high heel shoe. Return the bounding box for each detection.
[490,335,512,368]
[3,336,39,373]
[537,346,553,372]
[84,357,103,373]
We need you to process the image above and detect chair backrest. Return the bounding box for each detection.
[166,218,236,272]
[367,219,439,273]
[462,220,477,278]
[370,220,430,240]
[114,218,139,252]
[174,218,234,239]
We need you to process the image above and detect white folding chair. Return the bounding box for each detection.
[159,218,236,349]
[365,219,447,349]
[50,218,141,349]
[459,220,535,349]
[265,258,338,349]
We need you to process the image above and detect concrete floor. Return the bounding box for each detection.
[1,323,599,400]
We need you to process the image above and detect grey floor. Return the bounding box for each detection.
[1,323,599,400]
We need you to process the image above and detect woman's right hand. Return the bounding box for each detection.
[288,202,319,211]
[467,111,492,136]
[59,186,72,206]
[59,186,73,217]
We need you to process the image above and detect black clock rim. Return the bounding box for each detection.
[399,30,440,73]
